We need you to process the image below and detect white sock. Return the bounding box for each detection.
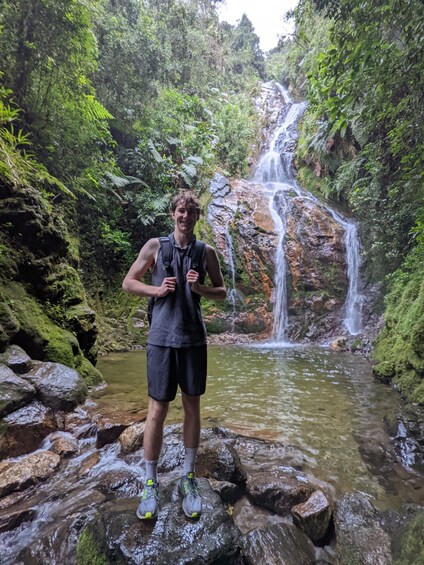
[145,459,158,481]
[183,447,198,475]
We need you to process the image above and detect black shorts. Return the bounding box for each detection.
[146,344,207,402]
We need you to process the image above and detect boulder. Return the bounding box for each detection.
[232,495,289,535]
[119,421,146,454]
[209,479,244,504]
[239,522,316,565]
[0,450,61,497]
[96,411,146,448]
[0,400,58,459]
[81,478,240,564]
[23,361,87,411]
[196,438,247,486]
[49,432,79,457]
[291,489,332,542]
[0,364,35,417]
[0,345,32,374]
[334,492,393,564]
[246,468,316,515]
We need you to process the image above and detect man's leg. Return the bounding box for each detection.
[137,397,168,520]
[179,393,202,518]
[144,397,169,470]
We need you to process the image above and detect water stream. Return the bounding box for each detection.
[253,82,364,340]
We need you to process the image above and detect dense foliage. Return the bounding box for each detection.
[0,0,264,288]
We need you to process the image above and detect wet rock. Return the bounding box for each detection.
[246,468,316,516]
[0,507,36,533]
[209,479,244,504]
[96,411,146,448]
[330,336,347,351]
[0,450,61,497]
[49,431,79,457]
[78,451,101,477]
[0,345,32,374]
[23,362,87,411]
[334,492,393,565]
[232,495,290,535]
[119,421,146,454]
[97,469,143,498]
[291,489,332,543]
[380,504,424,563]
[197,438,247,486]
[0,364,35,417]
[209,172,231,197]
[0,400,58,459]
[84,478,240,564]
[239,522,316,565]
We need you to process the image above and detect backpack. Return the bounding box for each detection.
[147,236,206,325]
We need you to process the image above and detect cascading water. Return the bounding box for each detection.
[225,226,238,330]
[254,82,364,341]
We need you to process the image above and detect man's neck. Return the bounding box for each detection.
[173,230,195,248]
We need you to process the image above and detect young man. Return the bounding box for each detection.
[122,190,226,520]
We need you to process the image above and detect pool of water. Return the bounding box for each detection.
[95,344,423,509]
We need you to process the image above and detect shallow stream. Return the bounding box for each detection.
[95,343,424,510]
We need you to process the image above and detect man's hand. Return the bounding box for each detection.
[187,269,200,293]
[157,276,177,297]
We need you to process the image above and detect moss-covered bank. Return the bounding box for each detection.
[373,249,424,405]
[0,182,102,384]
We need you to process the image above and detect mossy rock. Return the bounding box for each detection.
[0,292,20,351]
[76,528,109,565]
[0,282,101,381]
[76,355,103,387]
[45,263,86,306]
[394,512,424,565]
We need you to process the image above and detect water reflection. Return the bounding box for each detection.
[96,344,421,507]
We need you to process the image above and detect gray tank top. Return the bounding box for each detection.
[148,235,207,347]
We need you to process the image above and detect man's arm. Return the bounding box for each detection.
[187,244,226,300]
[122,238,177,298]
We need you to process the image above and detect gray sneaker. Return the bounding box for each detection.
[178,472,202,518]
[136,478,159,520]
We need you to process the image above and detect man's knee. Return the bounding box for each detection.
[148,398,169,425]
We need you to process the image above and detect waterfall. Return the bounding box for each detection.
[255,82,363,340]
[254,88,307,341]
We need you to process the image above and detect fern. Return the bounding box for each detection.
[147,139,164,163]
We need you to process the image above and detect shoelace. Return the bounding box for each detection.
[182,475,200,496]
[142,479,158,500]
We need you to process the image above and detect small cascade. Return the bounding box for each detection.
[225,226,238,330]
[254,82,364,340]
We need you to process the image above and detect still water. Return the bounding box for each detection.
[96,344,422,509]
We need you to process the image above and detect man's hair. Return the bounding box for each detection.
[171,190,201,218]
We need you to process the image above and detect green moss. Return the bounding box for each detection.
[45,263,86,306]
[76,355,103,386]
[76,529,109,565]
[373,255,424,404]
[394,513,424,565]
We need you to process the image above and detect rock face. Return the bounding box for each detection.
[0,183,101,384]
[0,400,58,459]
[334,492,393,565]
[240,522,316,565]
[0,364,35,417]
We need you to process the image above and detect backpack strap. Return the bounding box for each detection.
[190,240,206,272]
[159,236,173,273]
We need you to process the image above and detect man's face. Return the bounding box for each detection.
[172,204,199,233]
